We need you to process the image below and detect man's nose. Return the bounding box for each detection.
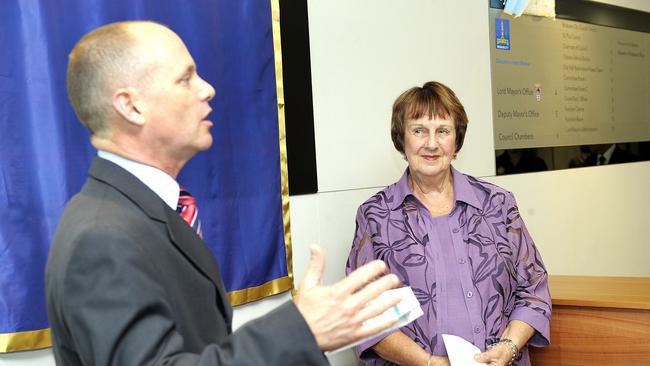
[198,75,216,102]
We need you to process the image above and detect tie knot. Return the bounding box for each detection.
[178,190,197,206]
[177,186,202,238]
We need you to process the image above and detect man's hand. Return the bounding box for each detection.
[294,245,401,351]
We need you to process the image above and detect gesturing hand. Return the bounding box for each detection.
[294,245,401,351]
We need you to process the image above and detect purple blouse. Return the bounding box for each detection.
[346,167,551,366]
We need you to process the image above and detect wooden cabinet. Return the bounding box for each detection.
[529,276,650,365]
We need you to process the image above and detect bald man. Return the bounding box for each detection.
[46,21,400,366]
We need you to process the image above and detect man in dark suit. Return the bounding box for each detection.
[582,143,639,166]
[46,21,400,365]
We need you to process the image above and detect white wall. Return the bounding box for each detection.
[591,0,650,12]
[297,0,649,364]
[486,162,650,276]
[2,0,648,365]
[309,0,495,191]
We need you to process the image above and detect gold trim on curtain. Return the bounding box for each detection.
[227,276,293,305]
[0,329,51,353]
[227,0,294,306]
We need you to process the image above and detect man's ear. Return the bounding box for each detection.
[112,87,146,126]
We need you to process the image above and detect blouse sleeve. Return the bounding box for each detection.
[346,206,376,276]
[505,192,552,347]
[346,205,397,362]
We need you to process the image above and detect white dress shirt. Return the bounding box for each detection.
[97,150,179,210]
[597,144,616,165]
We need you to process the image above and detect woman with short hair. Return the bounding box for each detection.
[346,81,551,366]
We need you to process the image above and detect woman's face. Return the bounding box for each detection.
[404,115,457,181]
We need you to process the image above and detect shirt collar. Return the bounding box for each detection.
[602,144,616,163]
[97,150,179,210]
[388,166,482,211]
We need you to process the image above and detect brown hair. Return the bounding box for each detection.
[390,81,468,155]
[66,21,158,135]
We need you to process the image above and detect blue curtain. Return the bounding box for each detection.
[0,0,290,351]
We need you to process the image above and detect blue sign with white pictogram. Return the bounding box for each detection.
[495,18,511,50]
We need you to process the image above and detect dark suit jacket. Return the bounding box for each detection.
[46,157,326,365]
[583,145,639,166]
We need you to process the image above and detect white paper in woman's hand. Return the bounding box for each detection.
[442,334,484,366]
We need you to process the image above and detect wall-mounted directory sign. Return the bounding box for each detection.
[489,9,649,150]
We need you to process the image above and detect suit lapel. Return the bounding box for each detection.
[88,157,233,324]
[164,209,233,324]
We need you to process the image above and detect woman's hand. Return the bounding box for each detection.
[473,320,534,365]
[373,332,450,366]
[429,355,451,366]
[473,343,514,366]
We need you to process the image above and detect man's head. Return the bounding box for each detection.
[67,21,138,136]
[67,21,215,176]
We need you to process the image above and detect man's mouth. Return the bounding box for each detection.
[202,108,212,121]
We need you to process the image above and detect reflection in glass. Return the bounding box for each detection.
[495,141,648,175]
[496,149,548,175]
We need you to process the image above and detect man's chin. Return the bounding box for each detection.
[197,135,214,151]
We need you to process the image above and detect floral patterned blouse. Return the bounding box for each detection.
[346,167,551,366]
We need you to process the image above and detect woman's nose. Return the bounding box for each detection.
[425,134,438,149]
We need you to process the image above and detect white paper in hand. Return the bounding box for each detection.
[326,286,423,355]
[442,334,484,366]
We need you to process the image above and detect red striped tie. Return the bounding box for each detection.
[176,186,202,238]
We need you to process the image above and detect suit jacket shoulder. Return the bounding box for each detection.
[46,157,326,366]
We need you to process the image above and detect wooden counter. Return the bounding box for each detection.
[529,275,650,365]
